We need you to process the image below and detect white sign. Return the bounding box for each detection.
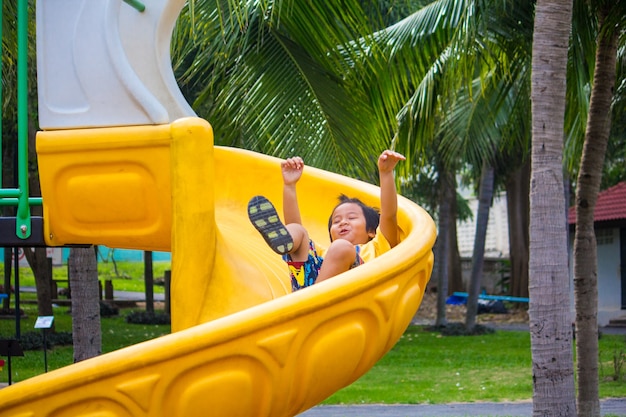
[34,316,55,329]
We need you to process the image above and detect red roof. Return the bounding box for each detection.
[568,181,626,224]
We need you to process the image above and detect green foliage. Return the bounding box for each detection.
[99,302,119,318]
[426,322,495,336]
[125,310,170,325]
[0,330,73,351]
[600,335,626,383]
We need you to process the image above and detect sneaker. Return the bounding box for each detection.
[247,196,294,255]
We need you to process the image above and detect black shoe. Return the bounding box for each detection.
[247,196,294,255]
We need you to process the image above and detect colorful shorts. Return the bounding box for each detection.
[284,240,363,292]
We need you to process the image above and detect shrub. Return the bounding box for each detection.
[0,331,73,351]
[425,321,496,336]
[125,310,170,325]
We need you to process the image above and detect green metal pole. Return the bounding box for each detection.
[0,197,42,207]
[123,0,146,13]
[16,0,30,238]
[0,0,3,190]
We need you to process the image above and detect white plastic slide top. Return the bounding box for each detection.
[36,0,195,130]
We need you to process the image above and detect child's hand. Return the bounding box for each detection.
[281,156,304,185]
[378,150,405,173]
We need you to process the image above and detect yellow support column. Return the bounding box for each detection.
[170,117,216,331]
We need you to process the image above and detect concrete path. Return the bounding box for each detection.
[299,398,626,417]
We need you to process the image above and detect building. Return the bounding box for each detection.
[568,182,626,326]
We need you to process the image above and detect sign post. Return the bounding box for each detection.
[34,316,54,372]
[0,339,24,385]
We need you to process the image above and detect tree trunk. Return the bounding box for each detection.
[2,249,12,312]
[69,247,101,362]
[574,7,619,417]
[466,162,495,331]
[529,1,576,416]
[506,160,530,298]
[435,167,455,326]
[23,248,55,330]
[144,251,154,313]
[448,193,464,294]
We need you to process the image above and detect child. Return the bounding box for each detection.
[248,150,405,291]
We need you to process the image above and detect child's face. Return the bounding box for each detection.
[329,202,375,245]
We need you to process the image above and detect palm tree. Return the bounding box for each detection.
[571,2,624,416]
[172,0,391,177]
[175,0,537,329]
[529,0,576,415]
[388,0,535,329]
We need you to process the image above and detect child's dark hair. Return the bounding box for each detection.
[328,194,380,241]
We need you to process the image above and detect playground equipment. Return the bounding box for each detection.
[0,1,436,416]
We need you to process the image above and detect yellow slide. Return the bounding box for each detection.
[0,117,436,416]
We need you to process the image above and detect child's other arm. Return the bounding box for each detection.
[378,150,405,248]
[282,157,304,225]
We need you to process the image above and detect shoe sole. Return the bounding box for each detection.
[247,196,294,255]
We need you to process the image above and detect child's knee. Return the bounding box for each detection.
[286,223,309,256]
[286,223,307,242]
[326,239,356,263]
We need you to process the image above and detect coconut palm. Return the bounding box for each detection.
[529,0,577,414]
[385,0,534,330]
[172,0,402,178]
[571,2,625,416]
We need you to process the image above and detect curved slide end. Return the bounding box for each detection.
[4,118,437,416]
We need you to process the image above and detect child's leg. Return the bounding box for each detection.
[248,195,293,254]
[316,239,357,283]
[285,223,312,261]
[248,196,311,257]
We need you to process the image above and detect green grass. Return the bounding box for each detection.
[1,286,625,406]
[324,325,626,405]
[0,301,170,383]
[1,261,171,294]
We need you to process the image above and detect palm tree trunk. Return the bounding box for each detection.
[69,247,101,362]
[466,162,495,331]
[529,0,576,415]
[23,248,55,323]
[506,160,530,298]
[435,167,455,326]
[574,7,619,417]
[447,210,463,294]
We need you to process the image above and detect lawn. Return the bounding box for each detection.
[1,261,171,294]
[325,325,626,404]
[1,298,625,405]
[0,300,170,382]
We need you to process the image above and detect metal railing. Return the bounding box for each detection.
[0,0,145,240]
[0,0,41,240]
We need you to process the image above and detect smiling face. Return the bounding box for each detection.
[329,202,376,245]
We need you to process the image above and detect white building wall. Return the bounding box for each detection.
[456,192,510,258]
[568,227,623,326]
[456,185,624,326]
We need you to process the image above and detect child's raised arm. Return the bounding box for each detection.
[281,156,304,225]
[377,150,405,248]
